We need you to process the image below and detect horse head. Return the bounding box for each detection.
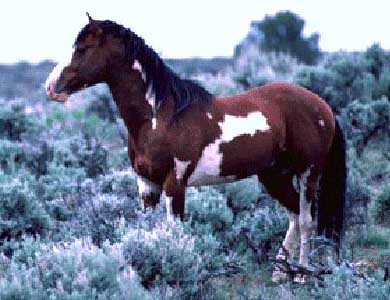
[45,14,127,101]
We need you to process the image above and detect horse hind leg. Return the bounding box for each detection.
[295,166,319,283]
[259,170,300,281]
[272,210,300,282]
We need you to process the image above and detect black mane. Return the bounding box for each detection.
[75,20,213,115]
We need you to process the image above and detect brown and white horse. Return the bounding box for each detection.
[45,16,346,276]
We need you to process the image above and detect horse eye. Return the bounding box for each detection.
[76,47,87,55]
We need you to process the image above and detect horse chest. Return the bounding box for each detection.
[185,139,236,186]
[132,149,171,182]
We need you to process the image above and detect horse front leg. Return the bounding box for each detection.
[137,176,162,210]
[163,170,186,222]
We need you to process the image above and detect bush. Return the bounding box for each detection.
[33,169,140,245]
[85,87,118,123]
[229,204,287,264]
[345,164,370,227]
[351,226,390,249]
[0,239,148,300]
[0,177,51,248]
[123,223,200,288]
[233,45,301,88]
[74,193,137,246]
[236,11,321,65]
[222,177,263,215]
[122,220,232,299]
[373,185,390,226]
[311,263,390,300]
[245,261,390,300]
[0,140,27,174]
[185,187,234,235]
[342,97,390,155]
[48,134,109,178]
[0,262,47,300]
[0,101,33,141]
[295,45,390,112]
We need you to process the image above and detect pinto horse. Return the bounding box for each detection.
[45,15,346,275]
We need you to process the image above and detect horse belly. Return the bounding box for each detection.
[187,174,237,187]
[221,134,275,174]
[187,133,274,187]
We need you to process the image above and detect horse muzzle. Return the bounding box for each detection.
[45,80,69,102]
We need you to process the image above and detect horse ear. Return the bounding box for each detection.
[86,13,103,38]
[86,12,94,23]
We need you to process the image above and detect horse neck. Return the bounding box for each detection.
[106,64,173,141]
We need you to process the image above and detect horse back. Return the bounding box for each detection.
[216,82,335,170]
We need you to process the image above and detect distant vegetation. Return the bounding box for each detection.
[235,11,321,65]
[0,11,390,300]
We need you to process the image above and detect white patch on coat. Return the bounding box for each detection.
[318,119,325,127]
[187,111,270,186]
[187,139,222,185]
[146,84,156,113]
[298,167,313,267]
[132,60,146,82]
[152,118,157,130]
[164,193,174,223]
[132,60,156,114]
[220,112,270,141]
[206,112,213,119]
[174,158,191,181]
[137,176,161,197]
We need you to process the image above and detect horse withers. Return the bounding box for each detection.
[45,15,346,280]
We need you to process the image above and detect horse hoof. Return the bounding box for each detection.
[293,274,307,284]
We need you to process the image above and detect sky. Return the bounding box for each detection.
[1,0,389,63]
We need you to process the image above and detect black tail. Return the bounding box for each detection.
[317,119,346,249]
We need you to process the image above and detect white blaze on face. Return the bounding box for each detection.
[45,49,74,101]
[187,111,270,186]
[174,158,191,181]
